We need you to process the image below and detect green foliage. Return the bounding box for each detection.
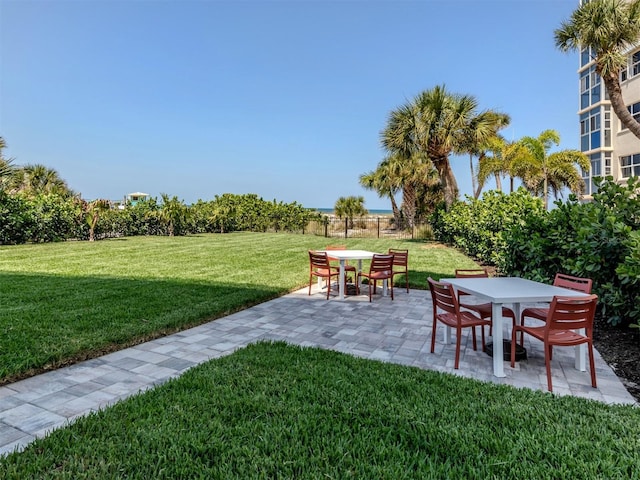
[502,177,640,326]
[334,195,368,229]
[0,191,34,244]
[431,189,544,265]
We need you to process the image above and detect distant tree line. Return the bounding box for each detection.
[0,137,320,244]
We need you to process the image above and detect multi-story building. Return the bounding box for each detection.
[578,0,640,197]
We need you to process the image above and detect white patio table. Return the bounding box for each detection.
[319,250,381,300]
[440,276,590,378]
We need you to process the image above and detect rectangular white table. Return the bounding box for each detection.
[319,250,380,300]
[440,277,590,377]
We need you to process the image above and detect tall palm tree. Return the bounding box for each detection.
[382,85,509,208]
[514,130,590,210]
[555,0,640,139]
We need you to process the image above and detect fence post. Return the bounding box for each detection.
[324,217,328,238]
[344,218,348,238]
[377,217,380,238]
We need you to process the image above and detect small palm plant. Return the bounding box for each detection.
[334,196,368,229]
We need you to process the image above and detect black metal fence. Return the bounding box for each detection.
[303,216,433,240]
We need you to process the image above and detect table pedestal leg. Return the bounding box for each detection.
[338,260,345,300]
[492,302,506,377]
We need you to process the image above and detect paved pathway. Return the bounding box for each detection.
[1,287,636,456]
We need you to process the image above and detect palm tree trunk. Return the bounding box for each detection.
[494,173,502,192]
[388,189,401,225]
[601,71,640,140]
[401,182,417,228]
[469,154,478,197]
[433,156,459,209]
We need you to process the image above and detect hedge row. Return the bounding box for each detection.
[431,178,640,327]
[0,192,321,244]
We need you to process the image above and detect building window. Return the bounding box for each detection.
[604,152,612,176]
[604,106,611,147]
[632,51,640,77]
[620,153,640,178]
[580,108,601,152]
[627,101,640,124]
[580,47,591,68]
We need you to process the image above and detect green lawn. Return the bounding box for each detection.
[0,233,477,383]
[1,342,639,479]
[2,234,640,478]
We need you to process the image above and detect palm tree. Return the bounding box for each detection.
[334,196,367,229]
[10,163,73,197]
[84,199,112,241]
[382,85,509,208]
[0,137,16,190]
[555,0,640,140]
[476,137,531,197]
[457,112,511,198]
[359,159,402,224]
[159,193,187,236]
[514,130,590,210]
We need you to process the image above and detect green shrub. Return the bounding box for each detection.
[502,177,640,326]
[431,189,544,265]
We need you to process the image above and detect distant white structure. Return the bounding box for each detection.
[118,192,150,209]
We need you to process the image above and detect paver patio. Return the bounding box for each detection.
[1,286,636,456]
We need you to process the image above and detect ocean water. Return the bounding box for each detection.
[314,208,393,215]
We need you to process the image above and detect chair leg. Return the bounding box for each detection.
[430,320,437,353]
[454,328,462,369]
[588,342,597,388]
[471,327,477,351]
[480,325,486,351]
[309,273,313,296]
[326,277,331,300]
[510,327,517,368]
[545,344,553,392]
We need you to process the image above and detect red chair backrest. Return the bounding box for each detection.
[428,277,458,316]
[455,268,488,278]
[309,251,331,269]
[369,254,393,273]
[544,294,598,337]
[388,249,408,267]
[553,273,592,294]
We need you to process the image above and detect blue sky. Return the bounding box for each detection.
[1,0,580,210]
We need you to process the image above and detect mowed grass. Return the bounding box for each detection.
[2,342,639,479]
[0,233,476,382]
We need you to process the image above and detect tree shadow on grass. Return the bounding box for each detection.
[0,272,283,385]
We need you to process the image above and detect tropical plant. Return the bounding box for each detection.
[512,130,589,210]
[359,160,402,225]
[85,199,112,241]
[0,137,16,190]
[334,196,367,229]
[475,137,532,197]
[457,112,511,198]
[555,0,640,139]
[158,193,187,236]
[10,163,74,198]
[381,85,509,208]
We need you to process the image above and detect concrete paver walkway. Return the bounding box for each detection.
[1,287,636,456]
